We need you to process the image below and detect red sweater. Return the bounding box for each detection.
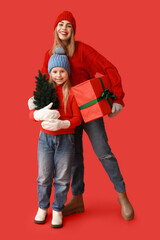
[41,41,125,105]
[30,85,82,135]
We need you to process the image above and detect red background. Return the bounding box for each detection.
[1,0,160,239]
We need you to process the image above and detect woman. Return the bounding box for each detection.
[29,11,134,221]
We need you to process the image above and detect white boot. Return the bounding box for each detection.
[51,210,63,228]
[34,208,48,224]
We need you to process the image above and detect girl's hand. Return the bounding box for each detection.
[41,119,70,131]
[34,103,60,121]
[108,103,122,118]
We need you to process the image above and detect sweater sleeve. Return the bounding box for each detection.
[68,96,82,129]
[41,50,51,79]
[29,110,38,122]
[82,43,125,106]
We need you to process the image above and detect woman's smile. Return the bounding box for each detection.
[57,20,72,41]
[59,31,68,36]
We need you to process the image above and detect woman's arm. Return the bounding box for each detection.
[41,50,51,79]
[82,43,125,106]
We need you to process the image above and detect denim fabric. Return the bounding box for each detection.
[71,117,126,194]
[37,132,75,211]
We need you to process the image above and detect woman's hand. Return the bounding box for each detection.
[28,96,36,110]
[108,103,122,118]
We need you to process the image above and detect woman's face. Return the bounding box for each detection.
[56,20,72,41]
[50,67,69,85]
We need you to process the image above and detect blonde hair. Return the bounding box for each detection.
[50,27,76,57]
[49,73,71,113]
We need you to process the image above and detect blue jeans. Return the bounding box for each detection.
[37,132,75,211]
[71,117,126,195]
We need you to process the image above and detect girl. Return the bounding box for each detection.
[29,46,82,228]
[29,11,134,221]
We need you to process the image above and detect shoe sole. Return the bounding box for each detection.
[34,214,48,224]
[62,207,85,216]
[122,211,134,221]
[51,223,63,228]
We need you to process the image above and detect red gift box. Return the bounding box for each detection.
[71,76,116,123]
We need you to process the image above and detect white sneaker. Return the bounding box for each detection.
[34,208,48,224]
[51,210,63,228]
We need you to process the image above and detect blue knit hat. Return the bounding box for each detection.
[48,46,70,75]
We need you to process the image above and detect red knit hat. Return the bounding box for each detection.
[54,11,76,34]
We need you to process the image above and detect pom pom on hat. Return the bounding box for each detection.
[54,45,65,55]
[54,11,76,34]
[48,46,70,75]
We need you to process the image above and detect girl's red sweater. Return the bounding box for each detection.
[30,85,82,135]
[41,41,125,106]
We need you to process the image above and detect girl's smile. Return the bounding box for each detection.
[51,67,69,85]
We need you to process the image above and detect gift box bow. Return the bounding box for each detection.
[79,77,116,110]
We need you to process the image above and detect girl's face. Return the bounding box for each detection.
[50,67,69,85]
[56,20,72,41]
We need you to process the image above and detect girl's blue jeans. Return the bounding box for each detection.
[37,132,75,211]
[71,117,126,195]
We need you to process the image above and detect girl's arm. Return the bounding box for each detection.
[82,43,125,106]
[67,96,82,129]
[29,109,37,121]
[41,96,82,131]
[29,103,60,122]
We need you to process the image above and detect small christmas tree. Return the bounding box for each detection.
[33,70,59,110]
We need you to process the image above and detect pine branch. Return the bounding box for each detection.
[33,70,59,110]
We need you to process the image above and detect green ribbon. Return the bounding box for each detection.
[79,77,116,110]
